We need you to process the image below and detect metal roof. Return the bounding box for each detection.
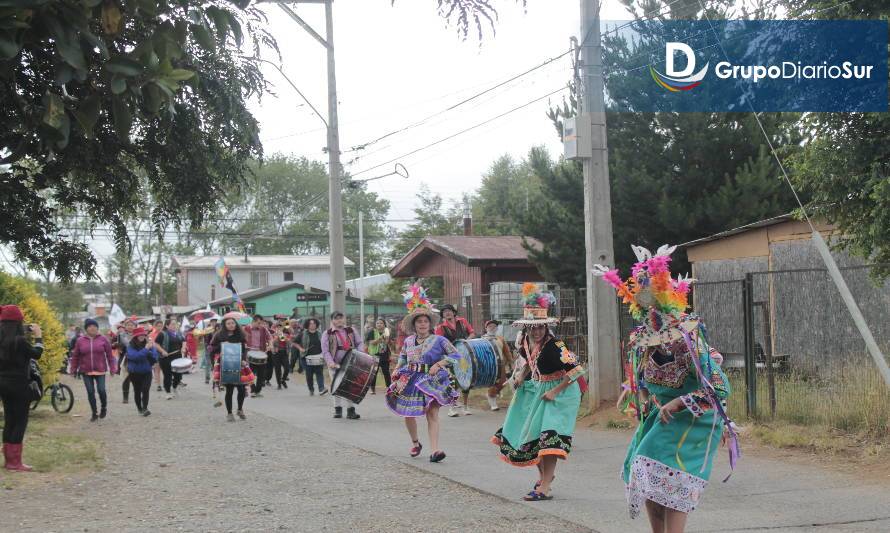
[172,255,354,269]
[680,213,796,249]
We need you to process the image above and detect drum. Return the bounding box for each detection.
[247,350,268,365]
[171,357,193,374]
[453,339,501,390]
[221,342,244,385]
[452,341,474,391]
[331,350,377,404]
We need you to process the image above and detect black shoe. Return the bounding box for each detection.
[122,397,128,404]
[99,407,107,419]
[333,406,343,419]
[277,384,282,390]
[156,385,162,392]
[430,451,446,463]
[90,413,99,422]
[309,390,315,396]
[142,410,151,417]
[346,407,360,420]
[282,382,288,389]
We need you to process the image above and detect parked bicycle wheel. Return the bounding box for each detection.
[29,389,44,411]
[51,383,74,413]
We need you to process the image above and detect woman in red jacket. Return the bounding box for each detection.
[68,318,117,422]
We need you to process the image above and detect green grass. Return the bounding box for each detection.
[0,408,101,477]
[726,365,890,437]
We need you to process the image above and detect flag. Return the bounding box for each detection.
[214,257,245,313]
[109,304,126,329]
[180,316,191,333]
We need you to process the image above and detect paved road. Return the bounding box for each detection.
[250,373,890,533]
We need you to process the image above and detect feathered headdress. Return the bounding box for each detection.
[593,244,696,346]
[401,284,438,334]
[512,283,558,326]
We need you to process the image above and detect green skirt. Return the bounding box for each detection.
[492,379,581,466]
[623,406,724,518]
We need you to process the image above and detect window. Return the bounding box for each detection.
[283,271,294,282]
[250,271,269,289]
[461,283,473,324]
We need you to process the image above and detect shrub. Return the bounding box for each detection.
[0,272,67,384]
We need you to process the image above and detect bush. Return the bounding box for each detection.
[0,272,67,385]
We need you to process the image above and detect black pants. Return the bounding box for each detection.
[250,363,267,394]
[82,375,107,415]
[0,380,30,444]
[370,354,391,393]
[290,348,303,372]
[272,350,288,386]
[265,353,274,383]
[225,384,246,414]
[305,364,325,393]
[122,373,132,400]
[130,373,151,411]
[158,357,182,393]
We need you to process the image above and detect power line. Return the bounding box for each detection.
[344,48,574,155]
[351,86,569,177]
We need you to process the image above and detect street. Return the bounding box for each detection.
[5,372,890,532]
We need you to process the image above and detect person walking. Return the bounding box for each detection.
[118,318,137,404]
[321,312,363,419]
[156,319,184,400]
[125,327,158,417]
[365,318,392,395]
[244,315,272,398]
[199,318,219,384]
[295,318,327,396]
[270,321,290,390]
[435,304,475,417]
[480,319,515,411]
[149,319,164,392]
[289,319,304,374]
[385,285,458,463]
[68,318,117,421]
[207,317,253,422]
[0,305,44,472]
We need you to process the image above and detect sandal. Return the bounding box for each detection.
[429,450,446,463]
[532,475,555,491]
[410,440,423,457]
[523,490,553,501]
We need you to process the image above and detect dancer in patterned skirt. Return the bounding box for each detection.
[385,285,459,463]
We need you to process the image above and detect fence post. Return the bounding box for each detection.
[743,274,757,418]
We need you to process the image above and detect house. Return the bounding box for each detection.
[682,214,889,376]
[345,273,392,298]
[171,255,354,307]
[208,282,405,326]
[390,236,545,332]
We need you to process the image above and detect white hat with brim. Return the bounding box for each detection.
[401,308,439,334]
[511,306,559,327]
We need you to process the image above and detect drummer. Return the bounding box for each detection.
[244,315,272,398]
[207,316,253,422]
[480,319,515,411]
[321,311,364,420]
[385,284,459,463]
[434,304,475,417]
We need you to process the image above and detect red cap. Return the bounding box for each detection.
[0,305,24,322]
[132,326,148,337]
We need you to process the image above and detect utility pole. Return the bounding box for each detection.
[358,211,365,332]
[580,0,620,409]
[270,0,347,313]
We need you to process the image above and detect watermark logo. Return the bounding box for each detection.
[650,42,709,92]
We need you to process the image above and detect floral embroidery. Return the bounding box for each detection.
[556,340,577,365]
[680,394,705,418]
[643,346,691,389]
[492,429,573,466]
[626,455,708,519]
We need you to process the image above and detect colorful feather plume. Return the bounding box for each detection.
[403,283,432,313]
[521,283,554,309]
[593,244,692,320]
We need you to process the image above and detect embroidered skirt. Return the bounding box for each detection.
[385,367,458,417]
[491,378,581,467]
[622,402,724,518]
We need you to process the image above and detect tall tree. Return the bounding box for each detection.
[470,152,543,235]
[786,0,890,280]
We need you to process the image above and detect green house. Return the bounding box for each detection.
[209,282,405,326]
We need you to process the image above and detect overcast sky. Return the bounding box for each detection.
[1,0,635,275]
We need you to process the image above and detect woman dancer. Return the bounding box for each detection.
[385,285,459,463]
[208,316,253,422]
[0,305,44,471]
[594,244,737,533]
[492,284,584,501]
[125,327,158,417]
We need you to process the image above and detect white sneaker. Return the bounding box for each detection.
[462,406,472,416]
[447,406,460,417]
[487,396,500,411]
[166,394,173,400]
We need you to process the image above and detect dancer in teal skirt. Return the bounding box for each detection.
[595,244,739,533]
[492,284,584,501]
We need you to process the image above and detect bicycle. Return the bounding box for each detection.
[28,360,75,413]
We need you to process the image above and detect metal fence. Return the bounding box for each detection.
[690,265,890,434]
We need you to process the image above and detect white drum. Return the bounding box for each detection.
[171,357,193,373]
[247,350,268,365]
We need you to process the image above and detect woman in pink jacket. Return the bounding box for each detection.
[68,319,117,422]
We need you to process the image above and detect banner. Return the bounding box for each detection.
[214,257,246,313]
[108,304,126,329]
[604,20,888,112]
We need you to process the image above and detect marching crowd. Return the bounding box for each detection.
[2,244,736,533]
